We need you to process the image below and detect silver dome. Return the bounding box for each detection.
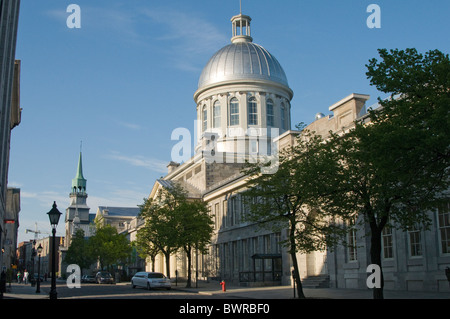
[198,41,289,90]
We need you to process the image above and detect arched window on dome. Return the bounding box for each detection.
[266,99,274,127]
[280,103,286,130]
[202,105,208,132]
[230,98,239,126]
[213,101,221,128]
[248,97,258,126]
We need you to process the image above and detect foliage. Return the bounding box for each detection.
[177,198,214,287]
[138,183,186,277]
[88,224,132,271]
[241,126,348,299]
[318,48,450,299]
[138,182,214,284]
[133,225,160,272]
[64,228,96,272]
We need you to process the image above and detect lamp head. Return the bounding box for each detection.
[47,201,62,227]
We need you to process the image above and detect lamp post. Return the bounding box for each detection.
[36,244,43,293]
[47,201,61,300]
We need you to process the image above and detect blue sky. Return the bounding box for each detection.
[9,0,450,242]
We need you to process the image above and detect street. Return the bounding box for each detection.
[34,281,234,299]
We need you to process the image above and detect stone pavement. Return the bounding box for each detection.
[2,280,449,299]
[2,282,49,299]
[174,280,450,299]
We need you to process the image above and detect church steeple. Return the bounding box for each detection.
[71,151,87,194]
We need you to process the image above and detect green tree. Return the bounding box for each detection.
[139,183,214,284]
[177,199,214,288]
[318,48,450,299]
[133,226,160,272]
[242,127,348,299]
[89,224,132,272]
[64,229,96,273]
[138,183,186,278]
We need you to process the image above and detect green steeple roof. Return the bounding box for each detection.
[72,152,87,193]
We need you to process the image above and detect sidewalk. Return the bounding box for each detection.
[172,280,450,299]
[2,282,49,299]
[2,280,448,299]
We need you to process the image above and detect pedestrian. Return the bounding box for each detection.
[23,270,29,284]
[17,271,21,284]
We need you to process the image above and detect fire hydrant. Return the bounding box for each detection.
[220,280,226,292]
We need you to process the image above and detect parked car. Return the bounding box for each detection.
[81,275,96,283]
[95,271,114,284]
[131,272,171,290]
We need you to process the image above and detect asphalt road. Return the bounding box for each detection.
[36,281,233,299]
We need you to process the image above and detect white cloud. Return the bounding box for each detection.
[108,151,167,174]
[117,121,142,130]
[46,4,228,72]
[20,191,38,198]
[141,8,228,72]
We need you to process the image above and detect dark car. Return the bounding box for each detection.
[81,275,96,283]
[95,271,114,284]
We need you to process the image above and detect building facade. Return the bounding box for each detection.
[0,0,21,271]
[143,11,307,286]
[95,206,140,232]
[3,187,20,271]
[136,10,450,293]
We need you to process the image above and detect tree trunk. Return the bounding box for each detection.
[186,245,192,288]
[289,223,305,299]
[151,256,156,272]
[165,252,171,279]
[370,226,384,299]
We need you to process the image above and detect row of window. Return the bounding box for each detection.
[211,233,282,274]
[212,195,244,230]
[347,203,450,262]
[214,193,450,262]
[202,98,288,132]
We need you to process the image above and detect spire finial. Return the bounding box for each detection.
[72,148,87,193]
[240,0,242,14]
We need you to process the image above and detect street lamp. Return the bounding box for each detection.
[36,244,43,293]
[47,201,61,300]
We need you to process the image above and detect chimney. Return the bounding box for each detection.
[167,161,180,174]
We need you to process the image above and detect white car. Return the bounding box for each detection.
[131,272,172,290]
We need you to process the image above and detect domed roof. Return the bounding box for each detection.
[196,13,290,95]
[198,41,289,90]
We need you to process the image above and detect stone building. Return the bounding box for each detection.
[136,9,450,293]
[142,11,307,286]
[64,151,95,246]
[305,94,450,292]
[94,206,140,232]
[3,187,20,271]
[0,0,21,271]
